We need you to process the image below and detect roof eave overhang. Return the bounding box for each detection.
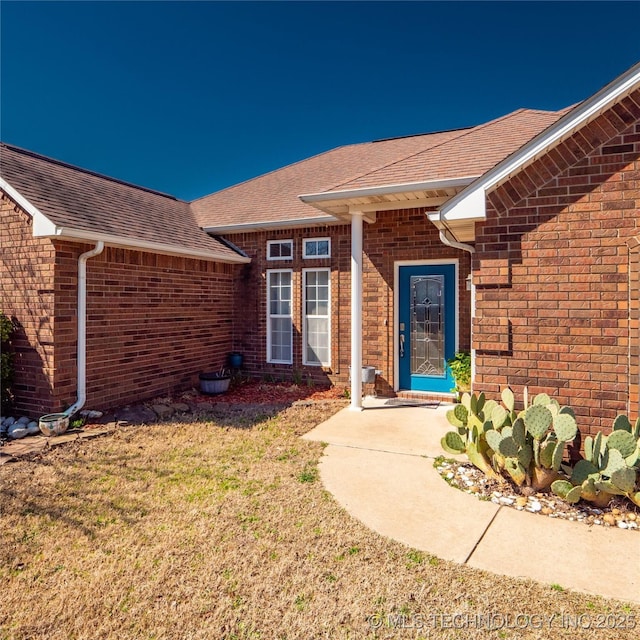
[1,179,250,264]
[298,176,479,219]
[437,61,640,226]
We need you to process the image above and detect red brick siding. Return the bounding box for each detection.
[53,243,236,411]
[226,209,471,393]
[1,195,237,415]
[474,90,640,433]
[0,195,57,416]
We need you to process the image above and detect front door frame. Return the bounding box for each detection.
[393,259,459,392]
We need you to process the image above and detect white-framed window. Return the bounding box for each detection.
[303,237,331,259]
[303,268,331,366]
[267,269,293,364]
[267,239,293,261]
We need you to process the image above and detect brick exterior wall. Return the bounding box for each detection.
[1,197,237,415]
[1,195,57,416]
[226,208,471,394]
[474,89,640,434]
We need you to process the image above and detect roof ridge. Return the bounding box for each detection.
[325,108,566,192]
[0,142,184,202]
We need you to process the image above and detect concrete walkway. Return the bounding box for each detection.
[302,400,640,604]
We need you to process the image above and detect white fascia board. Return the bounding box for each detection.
[428,188,486,222]
[0,177,60,235]
[299,176,478,203]
[440,61,640,222]
[202,216,339,234]
[35,226,251,264]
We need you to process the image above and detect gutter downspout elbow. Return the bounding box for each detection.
[438,229,475,255]
[63,241,104,418]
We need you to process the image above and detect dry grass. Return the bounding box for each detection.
[1,402,638,639]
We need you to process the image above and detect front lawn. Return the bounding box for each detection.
[1,402,638,639]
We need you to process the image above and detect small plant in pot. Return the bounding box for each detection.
[199,367,231,395]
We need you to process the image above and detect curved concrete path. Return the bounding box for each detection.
[302,401,640,604]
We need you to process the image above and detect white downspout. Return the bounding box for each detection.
[350,212,364,410]
[63,241,104,417]
[438,228,476,385]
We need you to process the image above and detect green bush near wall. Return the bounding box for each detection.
[0,314,14,413]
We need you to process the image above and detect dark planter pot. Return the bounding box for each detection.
[199,372,231,395]
[228,352,244,368]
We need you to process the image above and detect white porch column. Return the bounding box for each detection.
[350,211,364,410]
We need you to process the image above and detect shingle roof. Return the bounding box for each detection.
[193,108,566,229]
[0,143,246,262]
[191,127,470,228]
[327,109,568,192]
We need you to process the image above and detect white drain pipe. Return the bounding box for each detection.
[63,241,104,417]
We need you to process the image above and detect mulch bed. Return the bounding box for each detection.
[181,379,348,405]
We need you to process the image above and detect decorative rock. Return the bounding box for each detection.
[628,521,638,529]
[3,417,15,427]
[114,405,157,425]
[26,421,40,435]
[80,409,103,419]
[528,501,542,513]
[8,425,28,439]
[617,521,629,529]
[170,403,190,413]
[17,416,30,425]
[541,507,553,515]
[627,512,637,521]
[152,404,175,420]
[515,497,528,507]
[603,514,616,526]
[499,497,514,506]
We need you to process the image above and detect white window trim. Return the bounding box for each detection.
[267,239,293,261]
[266,269,293,364]
[302,267,331,367]
[302,237,331,259]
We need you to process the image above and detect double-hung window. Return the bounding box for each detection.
[303,268,331,366]
[267,270,293,364]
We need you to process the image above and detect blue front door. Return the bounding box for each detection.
[398,264,456,392]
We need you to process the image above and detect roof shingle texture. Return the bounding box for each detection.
[193,108,566,228]
[0,143,241,260]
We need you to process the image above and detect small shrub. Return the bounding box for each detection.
[1,314,14,412]
[447,351,471,394]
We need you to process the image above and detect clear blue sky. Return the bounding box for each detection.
[2,1,639,200]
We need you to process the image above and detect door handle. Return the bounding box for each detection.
[399,333,405,358]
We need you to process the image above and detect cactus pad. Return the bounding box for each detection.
[607,429,636,458]
[498,436,519,458]
[453,404,468,424]
[441,431,465,455]
[551,439,565,472]
[571,459,598,485]
[565,485,583,503]
[491,405,509,429]
[512,418,526,447]
[501,387,515,413]
[539,440,556,469]
[533,393,551,406]
[551,479,573,499]
[612,414,632,433]
[602,448,627,477]
[524,404,553,439]
[485,429,503,453]
[553,413,577,442]
[611,466,637,494]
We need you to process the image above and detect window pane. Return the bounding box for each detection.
[317,240,329,256]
